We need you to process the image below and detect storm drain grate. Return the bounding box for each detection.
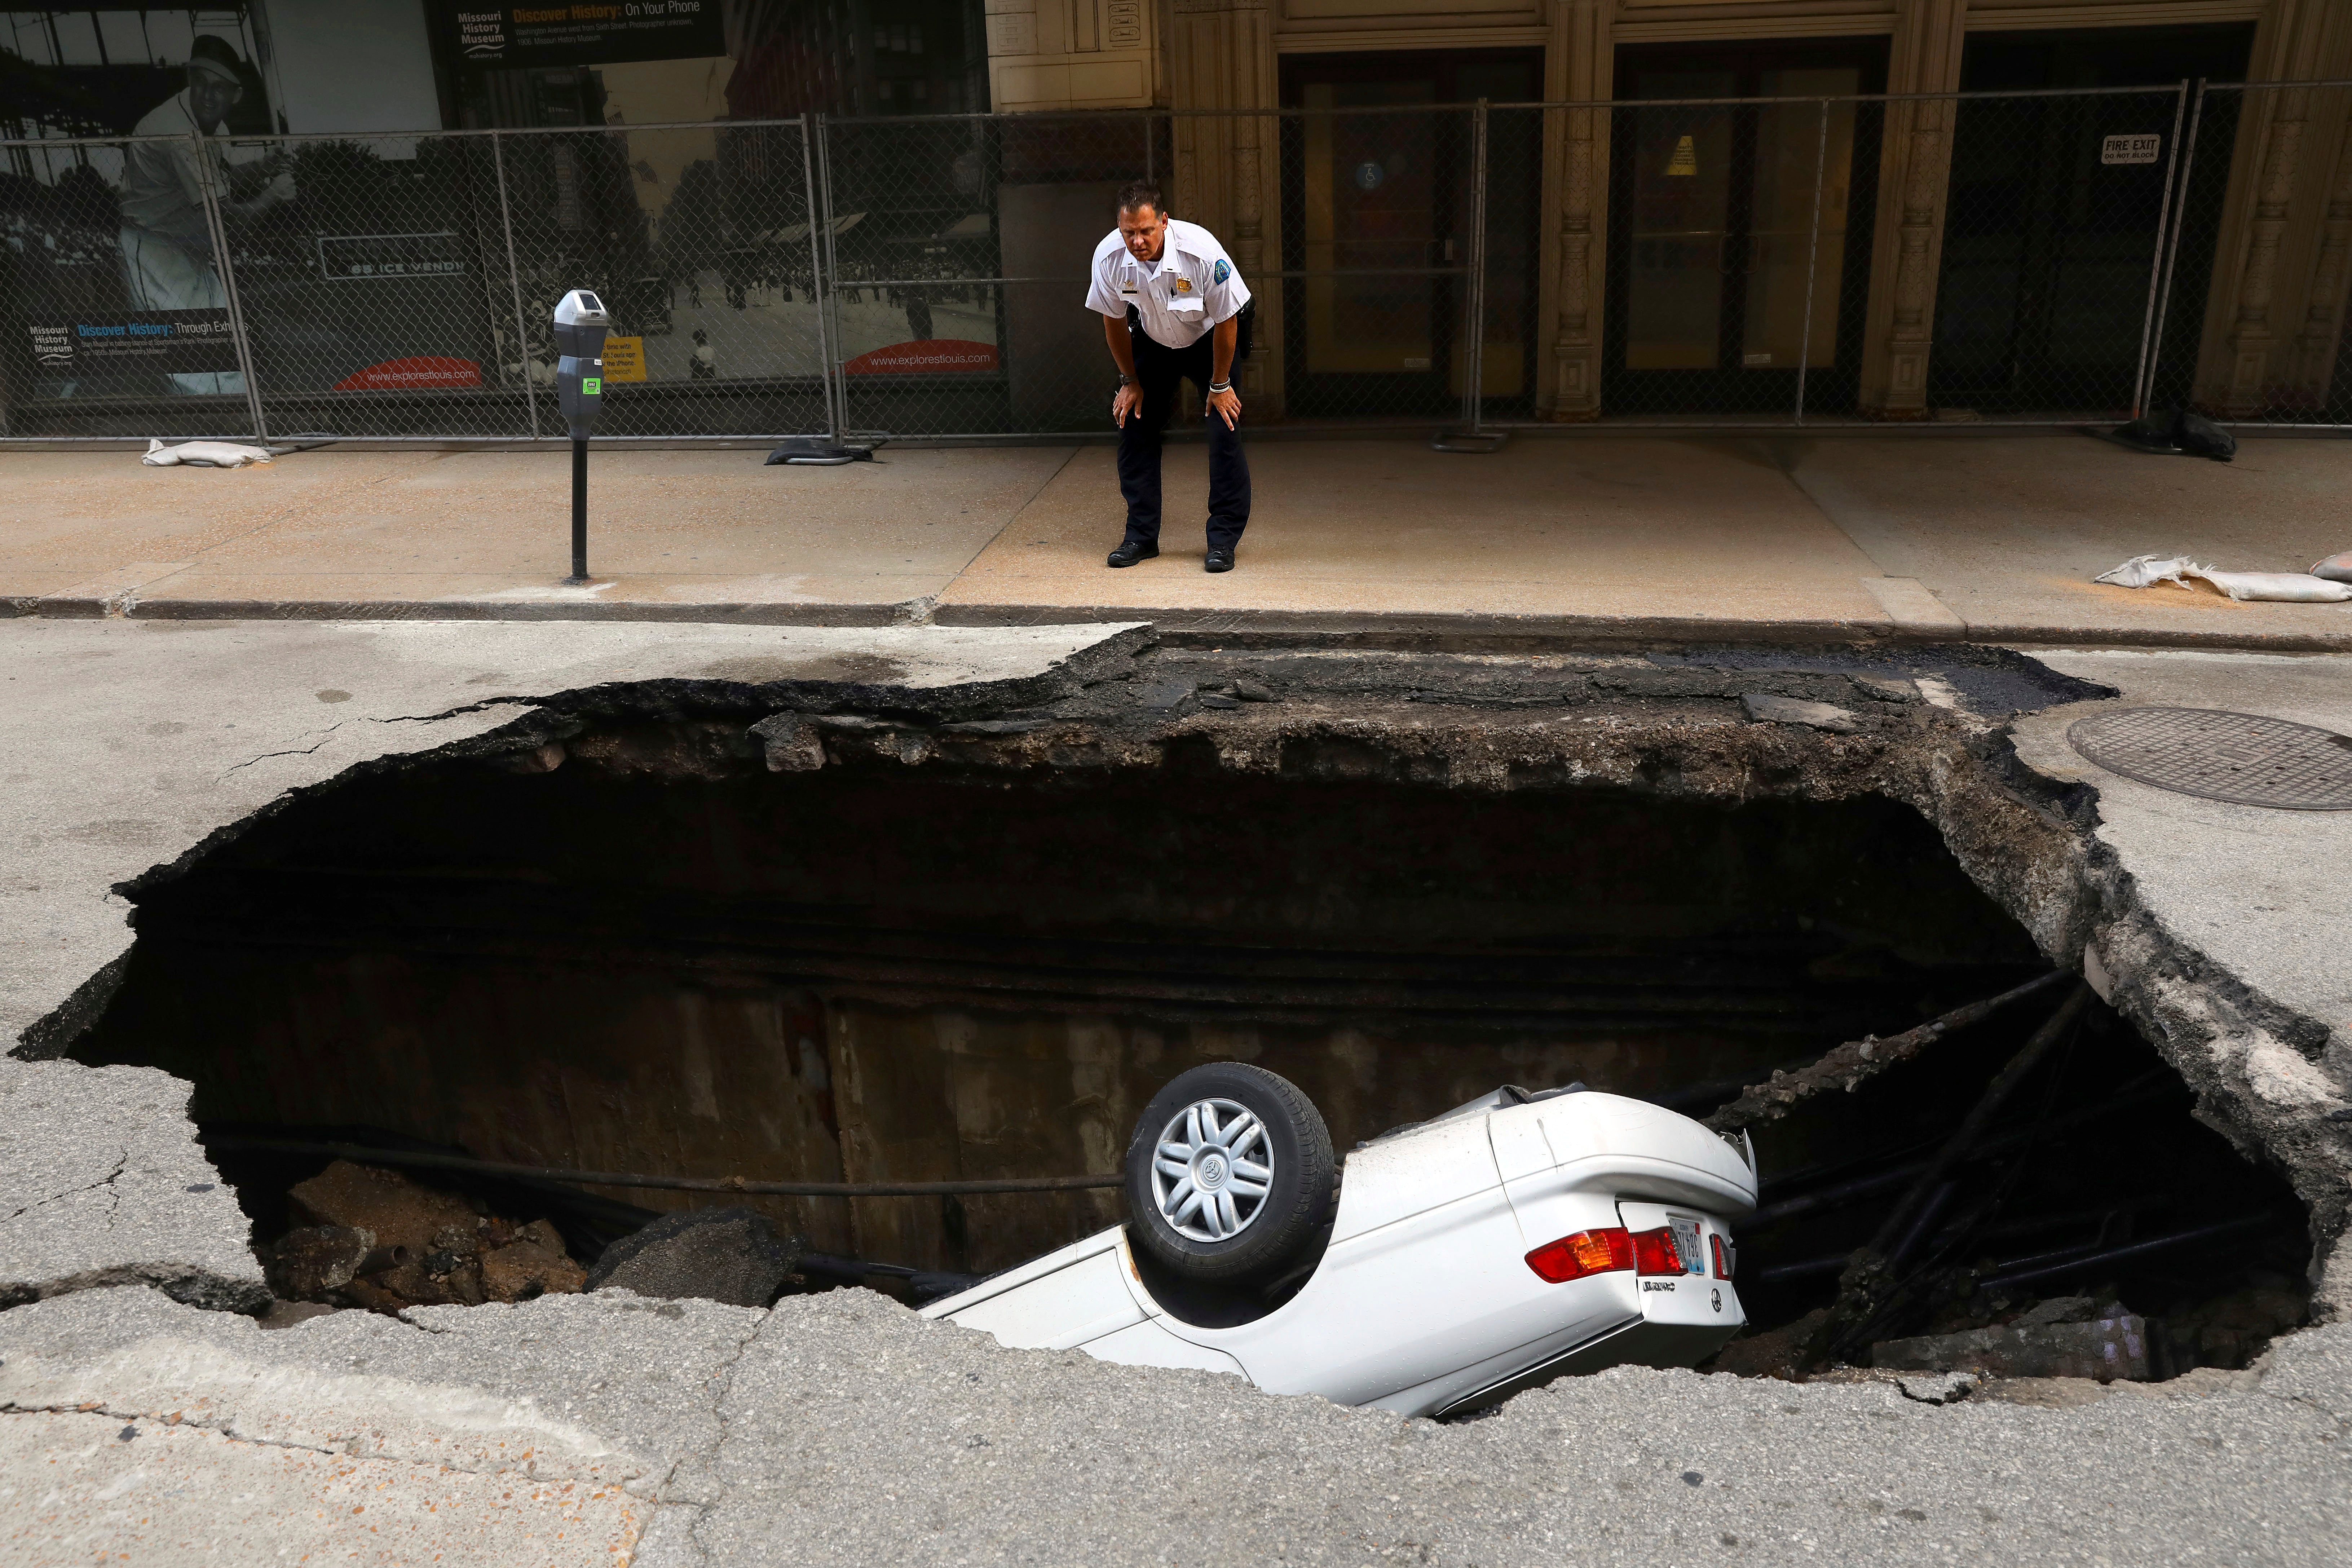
[2067,707,2352,809]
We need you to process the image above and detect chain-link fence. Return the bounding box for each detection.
[4,134,264,439]
[5,84,2346,442]
[0,120,834,443]
[1583,91,1891,427]
[1928,85,2187,424]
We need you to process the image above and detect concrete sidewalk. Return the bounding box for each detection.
[5,432,2350,646]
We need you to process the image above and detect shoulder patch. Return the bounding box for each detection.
[1213,259,1230,285]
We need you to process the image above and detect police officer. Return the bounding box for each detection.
[1086,182,1253,572]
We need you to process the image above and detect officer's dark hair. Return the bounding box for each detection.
[1115,180,1166,218]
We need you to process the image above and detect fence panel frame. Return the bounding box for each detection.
[0,131,287,441]
[185,131,269,440]
[1792,97,1831,427]
[489,131,542,440]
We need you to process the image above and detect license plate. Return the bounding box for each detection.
[1670,1216,1706,1275]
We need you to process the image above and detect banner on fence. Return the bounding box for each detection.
[24,312,242,375]
[434,1,727,70]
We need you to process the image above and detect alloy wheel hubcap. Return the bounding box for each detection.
[1151,1097,1274,1242]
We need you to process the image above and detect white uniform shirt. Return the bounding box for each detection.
[1085,219,1252,351]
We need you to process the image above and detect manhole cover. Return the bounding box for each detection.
[2066,707,2352,809]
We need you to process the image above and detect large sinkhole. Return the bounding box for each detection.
[72,722,2311,1380]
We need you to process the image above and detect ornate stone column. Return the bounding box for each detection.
[2222,86,2312,412]
[2189,0,2350,413]
[1232,101,1264,285]
[2291,109,2352,398]
[2286,79,2352,404]
[1539,0,1610,419]
[1857,0,1965,418]
[1168,0,1279,405]
[1874,102,1950,414]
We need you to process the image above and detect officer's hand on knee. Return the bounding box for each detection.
[1206,385,1241,430]
[1113,384,1142,427]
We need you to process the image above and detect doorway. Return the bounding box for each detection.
[1278,52,1542,420]
[1605,40,1886,415]
[1930,25,2254,416]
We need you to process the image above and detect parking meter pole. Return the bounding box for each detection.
[551,289,611,584]
[570,438,588,580]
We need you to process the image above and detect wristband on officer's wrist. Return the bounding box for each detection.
[1208,380,1232,394]
[1117,373,1135,386]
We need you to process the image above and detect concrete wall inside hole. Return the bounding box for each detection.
[76,755,2054,1275]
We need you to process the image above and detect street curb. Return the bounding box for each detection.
[5,594,2351,653]
[1959,622,2352,654]
[933,602,2352,654]
[2,597,914,628]
[932,602,1897,646]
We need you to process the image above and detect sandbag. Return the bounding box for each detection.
[2312,550,2352,584]
[2093,554,2196,589]
[2107,414,2176,453]
[2194,568,2352,602]
[2171,408,2237,461]
[2100,408,2237,461]
[142,437,273,468]
[2094,553,2352,602]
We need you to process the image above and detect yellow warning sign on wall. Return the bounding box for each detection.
[601,335,647,383]
[1666,134,1698,177]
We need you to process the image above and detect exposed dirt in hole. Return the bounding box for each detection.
[53,638,2335,1384]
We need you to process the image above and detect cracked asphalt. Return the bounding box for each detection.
[3,1284,2345,1566]
[0,1062,264,1312]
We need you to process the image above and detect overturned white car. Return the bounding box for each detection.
[923,1062,1757,1417]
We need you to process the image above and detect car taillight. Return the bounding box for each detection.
[1712,1234,1736,1280]
[1525,1227,1635,1284]
[1629,1226,1684,1276]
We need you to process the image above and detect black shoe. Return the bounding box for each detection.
[1107,539,1159,568]
[1204,547,1235,573]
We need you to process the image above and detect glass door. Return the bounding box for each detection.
[1605,41,1884,415]
[1622,72,1737,374]
[1280,51,1541,419]
[1298,79,1443,384]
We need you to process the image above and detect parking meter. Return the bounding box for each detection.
[553,289,610,581]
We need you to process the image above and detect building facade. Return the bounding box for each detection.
[5,1,2348,431]
[984,0,2352,423]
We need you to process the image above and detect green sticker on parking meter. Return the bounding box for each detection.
[582,376,601,395]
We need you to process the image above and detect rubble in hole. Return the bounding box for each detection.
[264,1160,586,1314]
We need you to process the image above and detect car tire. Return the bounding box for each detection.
[1125,1062,1334,1285]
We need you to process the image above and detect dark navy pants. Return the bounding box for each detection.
[1117,312,1251,551]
